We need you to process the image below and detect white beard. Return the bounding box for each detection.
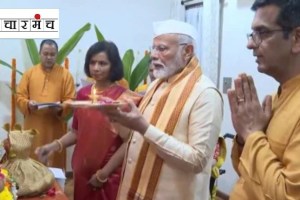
[152,49,186,79]
[154,64,186,79]
[153,67,173,79]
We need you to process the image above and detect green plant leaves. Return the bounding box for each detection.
[122,49,134,82]
[130,54,150,90]
[0,59,23,75]
[96,24,151,91]
[93,25,147,90]
[24,23,91,66]
[94,25,105,42]
[25,39,39,65]
[56,22,91,64]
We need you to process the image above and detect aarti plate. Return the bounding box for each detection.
[65,100,125,109]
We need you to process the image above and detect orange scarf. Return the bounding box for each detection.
[127,57,202,199]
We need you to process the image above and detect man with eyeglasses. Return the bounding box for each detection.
[228,0,300,199]
[102,19,223,200]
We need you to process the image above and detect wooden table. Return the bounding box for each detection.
[18,181,68,200]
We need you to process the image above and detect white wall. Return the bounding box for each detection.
[0,0,174,170]
[217,0,279,194]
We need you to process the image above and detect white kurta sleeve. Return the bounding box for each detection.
[144,88,223,173]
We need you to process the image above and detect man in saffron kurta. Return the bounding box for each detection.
[228,1,300,199]
[16,39,75,169]
[104,20,223,200]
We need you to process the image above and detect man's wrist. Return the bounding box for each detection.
[138,120,149,135]
[139,123,150,135]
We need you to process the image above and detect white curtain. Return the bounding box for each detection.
[170,0,221,86]
[185,4,203,62]
[170,0,185,20]
[201,0,221,86]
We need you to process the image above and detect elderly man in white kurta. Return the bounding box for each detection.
[104,19,223,200]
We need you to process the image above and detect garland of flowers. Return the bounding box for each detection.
[10,59,16,129]
[0,168,18,200]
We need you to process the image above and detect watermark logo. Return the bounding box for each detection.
[0,9,59,38]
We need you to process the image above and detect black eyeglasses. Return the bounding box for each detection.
[151,43,188,54]
[247,29,284,46]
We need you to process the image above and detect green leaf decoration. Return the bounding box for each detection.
[129,54,150,91]
[92,25,150,91]
[25,39,39,65]
[122,49,134,82]
[56,23,91,64]
[0,59,23,75]
[94,25,105,42]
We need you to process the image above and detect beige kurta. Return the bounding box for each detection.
[118,74,223,200]
[16,64,75,169]
[230,75,300,200]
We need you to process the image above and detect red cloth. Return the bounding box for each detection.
[71,84,126,200]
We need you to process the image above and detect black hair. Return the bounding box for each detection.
[39,39,58,52]
[84,41,123,82]
[252,0,300,37]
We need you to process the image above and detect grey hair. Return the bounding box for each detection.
[177,34,196,55]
